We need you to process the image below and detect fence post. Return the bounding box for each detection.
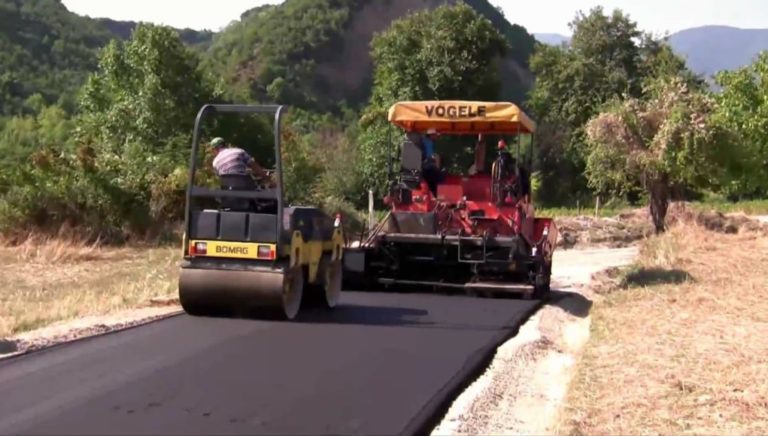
[368,190,375,230]
[595,196,600,218]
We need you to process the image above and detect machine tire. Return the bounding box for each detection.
[322,258,343,308]
[304,255,342,309]
[532,261,552,300]
[281,266,304,320]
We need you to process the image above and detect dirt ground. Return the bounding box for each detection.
[560,221,768,435]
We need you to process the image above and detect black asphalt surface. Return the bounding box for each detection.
[0,291,539,435]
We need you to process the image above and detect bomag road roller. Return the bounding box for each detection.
[344,100,558,299]
[178,104,345,320]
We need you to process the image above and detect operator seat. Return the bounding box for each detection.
[218,174,258,212]
[400,136,423,189]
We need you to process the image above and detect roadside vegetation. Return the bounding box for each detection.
[0,235,179,337]
[1,1,767,244]
[560,218,768,434]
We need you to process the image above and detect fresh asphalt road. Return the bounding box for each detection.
[0,291,540,435]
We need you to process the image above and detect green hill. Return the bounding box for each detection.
[0,0,115,115]
[0,0,212,116]
[204,0,537,111]
[0,0,536,116]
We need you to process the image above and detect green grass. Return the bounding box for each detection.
[536,199,768,219]
[535,205,628,218]
[690,199,768,215]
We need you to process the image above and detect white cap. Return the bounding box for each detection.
[426,128,438,135]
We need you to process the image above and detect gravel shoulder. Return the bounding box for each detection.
[431,245,638,435]
[0,300,180,359]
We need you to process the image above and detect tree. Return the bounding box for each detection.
[713,51,768,199]
[584,77,726,233]
[527,6,701,205]
[75,23,220,224]
[359,3,508,196]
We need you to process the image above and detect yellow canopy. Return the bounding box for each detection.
[387,100,536,134]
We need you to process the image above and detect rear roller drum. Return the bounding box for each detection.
[178,266,305,320]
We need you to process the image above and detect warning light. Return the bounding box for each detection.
[190,241,207,256]
[258,245,276,260]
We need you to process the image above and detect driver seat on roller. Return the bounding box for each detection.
[218,174,258,212]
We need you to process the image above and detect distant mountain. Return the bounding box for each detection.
[668,25,768,79]
[534,26,768,79]
[533,33,570,46]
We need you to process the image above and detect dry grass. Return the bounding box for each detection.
[560,221,768,435]
[0,235,181,337]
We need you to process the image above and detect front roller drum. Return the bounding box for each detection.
[178,266,304,320]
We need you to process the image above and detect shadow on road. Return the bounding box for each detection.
[546,289,593,318]
[297,304,432,327]
[295,303,526,332]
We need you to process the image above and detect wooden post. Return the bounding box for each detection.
[595,196,600,218]
[577,199,580,216]
[368,190,375,230]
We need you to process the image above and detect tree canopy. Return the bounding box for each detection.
[358,3,509,196]
[584,77,727,232]
[527,6,702,205]
[713,52,768,198]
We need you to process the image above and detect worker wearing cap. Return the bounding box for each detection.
[210,137,271,181]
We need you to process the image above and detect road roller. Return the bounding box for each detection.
[178,104,345,320]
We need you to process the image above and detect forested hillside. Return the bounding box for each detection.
[0,1,766,242]
[0,0,212,116]
[0,0,114,115]
[204,0,537,111]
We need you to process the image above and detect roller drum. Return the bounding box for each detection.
[178,266,304,320]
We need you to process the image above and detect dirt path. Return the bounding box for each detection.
[432,245,638,435]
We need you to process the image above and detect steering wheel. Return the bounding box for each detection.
[251,168,277,190]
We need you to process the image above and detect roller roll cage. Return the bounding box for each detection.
[183,104,287,252]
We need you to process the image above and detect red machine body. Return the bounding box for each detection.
[343,100,558,299]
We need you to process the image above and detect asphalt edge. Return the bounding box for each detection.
[0,310,184,363]
[402,298,546,436]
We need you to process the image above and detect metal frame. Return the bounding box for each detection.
[183,104,287,253]
[384,121,536,186]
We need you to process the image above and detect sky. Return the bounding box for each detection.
[61,0,768,36]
